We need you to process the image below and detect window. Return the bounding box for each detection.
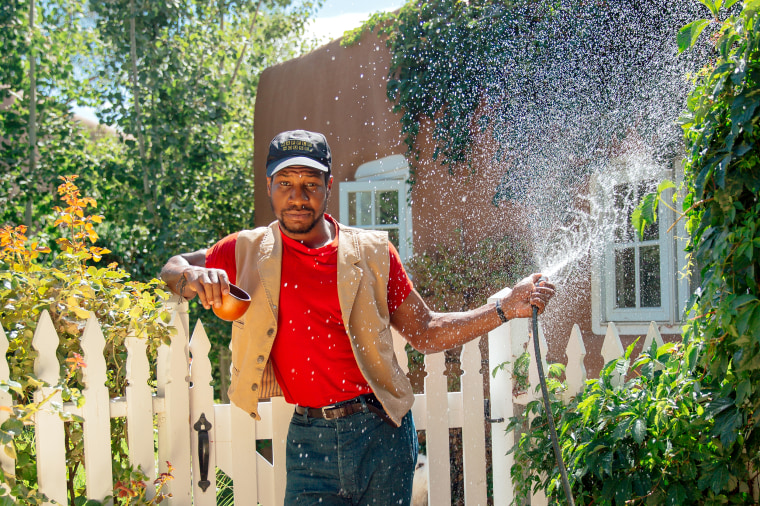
[591,157,689,334]
[606,179,672,322]
[339,155,413,261]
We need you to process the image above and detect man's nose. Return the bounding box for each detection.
[288,184,309,203]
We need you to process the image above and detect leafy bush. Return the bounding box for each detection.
[509,338,758,504]
[0,176,172,503]
[405,230,534,313]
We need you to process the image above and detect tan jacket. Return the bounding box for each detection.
[227,221,414,426]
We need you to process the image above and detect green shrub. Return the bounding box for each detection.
[0,176,172,503]
[509,338,756,504]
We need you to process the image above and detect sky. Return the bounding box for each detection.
[307,0,404,42]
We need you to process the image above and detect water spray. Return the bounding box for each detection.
[533,276,575,506]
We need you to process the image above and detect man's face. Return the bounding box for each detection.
[267,166,333,237]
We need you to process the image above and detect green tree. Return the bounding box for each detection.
[87,0,319,280]
[85,0,320,395]
[1,0,103,232]
[2,0,322,400]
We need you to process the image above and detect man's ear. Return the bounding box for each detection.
[266,177,272,197]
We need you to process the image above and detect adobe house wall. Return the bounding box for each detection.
[253,36,406,226]
[253,31,606,376]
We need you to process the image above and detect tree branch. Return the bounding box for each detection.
[129,0,150,202]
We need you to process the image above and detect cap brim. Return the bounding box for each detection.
[266,156,330,177]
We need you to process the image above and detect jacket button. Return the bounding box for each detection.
[251,383,258,391]
[257,355,265,364]
[267,328,275,336]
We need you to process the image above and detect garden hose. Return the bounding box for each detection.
[532,290,575,505]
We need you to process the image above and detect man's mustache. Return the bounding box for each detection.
[284,205,314,212]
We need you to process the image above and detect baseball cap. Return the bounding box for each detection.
[266,130,332,177]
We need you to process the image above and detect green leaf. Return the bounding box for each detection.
[631,418,647,444]
[713,408,743,446]
[736,379,752,405]
[678,19,711,53]
[1,418,23,436]
[698,0,719,14]
[736,302,759,335]
[667,483,688,505]
[3,443,16,460]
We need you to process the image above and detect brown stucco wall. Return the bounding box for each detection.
[252,30,644,378]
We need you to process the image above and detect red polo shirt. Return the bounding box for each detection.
[205,216,413,407]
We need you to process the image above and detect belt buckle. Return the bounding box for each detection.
[321,405,335,419]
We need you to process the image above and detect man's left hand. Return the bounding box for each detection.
[501,273,556,320]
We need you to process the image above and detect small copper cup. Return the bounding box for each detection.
[212,283,251,321]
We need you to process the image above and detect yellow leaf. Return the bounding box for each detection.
[71,307,90,319]
[4,443,17,461]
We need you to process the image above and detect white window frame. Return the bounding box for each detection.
[338,155,413,261]
[591,158,689,335]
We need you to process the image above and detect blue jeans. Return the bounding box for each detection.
[284,408,418,505]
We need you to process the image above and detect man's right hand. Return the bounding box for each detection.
[160,249,230,310]
[179,266,231,310]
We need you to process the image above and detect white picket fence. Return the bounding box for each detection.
[0,293,670,505]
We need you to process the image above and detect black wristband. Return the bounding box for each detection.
[495,299,508,323]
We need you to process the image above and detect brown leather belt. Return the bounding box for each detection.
[294,394,394,426]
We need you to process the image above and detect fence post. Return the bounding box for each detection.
[271,396,291,505]
[488,286,528,506]
[158,301,192,504]
[642,322,664,356]
[424,350,451,506]
[81,314,114,503]
[230,403,259,503]
[460,339,488,505]
[0,324,15,481]
[126,331,157,499]
[189,320,217,505]
[563,324,587,402]
[32,310,67,505]
[601,323,624,387]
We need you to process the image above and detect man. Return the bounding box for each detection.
[160,129,555,505]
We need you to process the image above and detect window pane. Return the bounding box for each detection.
[615,247,636,308]
[640,245,661,307]
[376,190,399,225]
[388,228,400,250]
[614,181,659,243]
[348,191,372,226]
[638,181,659,241]
[613,183,634,243]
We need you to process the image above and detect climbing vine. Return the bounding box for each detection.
[345,0,707,195]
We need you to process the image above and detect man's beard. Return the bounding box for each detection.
[275,205,325,235]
